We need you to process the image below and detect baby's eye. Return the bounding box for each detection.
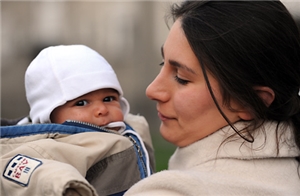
[75,100,88,106]
[103,96,116,102]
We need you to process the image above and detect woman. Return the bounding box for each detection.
[125,1,300,195]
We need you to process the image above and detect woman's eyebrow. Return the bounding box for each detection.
[169,60,196,74]
[161,44,196,74]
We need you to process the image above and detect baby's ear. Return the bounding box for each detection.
[254,86,275,107]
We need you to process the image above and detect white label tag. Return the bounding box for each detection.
[3,154,42,186]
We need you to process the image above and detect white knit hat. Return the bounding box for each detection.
[25,45,130,124]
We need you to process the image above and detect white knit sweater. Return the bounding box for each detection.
[125,121,300,196]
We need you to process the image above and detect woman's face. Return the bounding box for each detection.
[146,20,245,147]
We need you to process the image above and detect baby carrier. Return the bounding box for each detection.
[0,114,154,196]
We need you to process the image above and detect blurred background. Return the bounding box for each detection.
[1,0,300,172]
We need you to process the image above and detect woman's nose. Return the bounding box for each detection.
[146,71,169,102]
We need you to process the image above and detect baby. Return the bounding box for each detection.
[1,45,153,196]
[21,44,129,132]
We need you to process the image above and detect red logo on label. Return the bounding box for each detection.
[12,157,29,179]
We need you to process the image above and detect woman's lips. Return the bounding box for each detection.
[158,112,172,121]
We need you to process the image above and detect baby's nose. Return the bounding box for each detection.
[94,104,109,116]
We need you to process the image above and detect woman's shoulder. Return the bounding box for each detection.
[125,158,300,195]
[124,169,212,196]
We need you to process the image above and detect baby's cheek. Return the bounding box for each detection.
[115,109,125,121]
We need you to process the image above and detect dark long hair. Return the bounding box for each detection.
[169,1,300,161]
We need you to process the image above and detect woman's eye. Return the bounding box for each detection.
[174,75,189,85]
[159,61,164,66]
[103,96,115,102]
[75,100,88,106]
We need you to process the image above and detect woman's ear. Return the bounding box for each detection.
[238,111,253,121]
[254,86,275,107]
[237,86,275,121]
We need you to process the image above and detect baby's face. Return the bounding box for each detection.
[50,88,124,127]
